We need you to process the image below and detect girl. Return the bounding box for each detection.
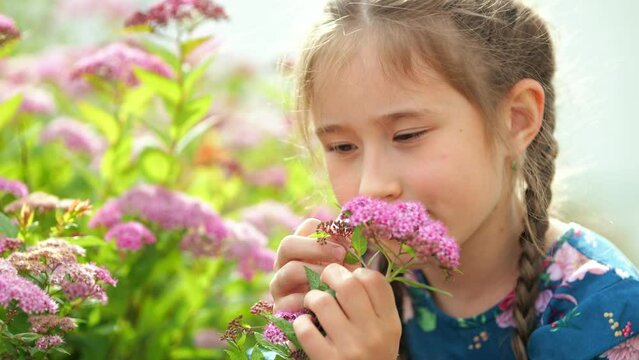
[269,0,639,359]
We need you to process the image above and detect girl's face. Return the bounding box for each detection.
[311,45,512,248]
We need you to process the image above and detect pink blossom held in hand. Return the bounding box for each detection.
[0,13,20,45]
[105,221,156,251]
[264,311,305,345]
[125,0,228,29]
[0,176,28,197]
[340,196,461,270]
[0,260,59,314]
[70,43,173,86]
[41,117,106,158]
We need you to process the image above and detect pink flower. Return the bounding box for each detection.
[50,262,116,303]
[125,0,228,29]
[0,81,56,114]
[224,221,276,279]
[0,237,23,253]
[246,166,287,188]
[29,315,77,333]
[0,13,20,45]
[240,200,302,235]
[35,335,64,350]
[264,311,305,344]
[0,260,59,314]
[547,243,589,282]
[566,260,610,283]
[340,196,460,270]
[41,117,106,158]
[0,176,28,197]
[71,43,173,86]
[9,239,86,275]
[89,199,123,229]
[105,221,156,251]
[601,335,639,360]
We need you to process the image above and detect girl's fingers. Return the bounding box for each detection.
[273,293,305,313]
[303,289,349,338]
[319,263,376,326]
[294,218,322,236]
[270,261,324,302]
[274,235,346,271]
[353,267,401,325]
[293,314,334,360]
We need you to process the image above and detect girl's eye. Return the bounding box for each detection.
[393,130,428,142]
[327,143,357,153]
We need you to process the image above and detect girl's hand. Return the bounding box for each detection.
[293,264,402,360]
[270,218,348,312]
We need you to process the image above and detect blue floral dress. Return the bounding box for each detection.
[403,223,639,359]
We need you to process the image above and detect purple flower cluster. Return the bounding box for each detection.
[0,13,20,45]
[125,0,227,29]
[7,239,117,303]
[41,117,107,159]
[240,200,302,235]
[70,43,173,86]
[0,237,23,253]
[35,335,64,350]
[91,184,228,254]
[0,176,28,198]
[105,221,157,251]
[224,221,275,280]
[0,259,59,314]
[341,196,460,270]
[263,311,305,345]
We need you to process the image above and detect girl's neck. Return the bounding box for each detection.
[420,196,524,318]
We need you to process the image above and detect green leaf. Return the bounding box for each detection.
[66,235,106,248]
[254,333,290,359]
[308,230,330,239]
[417,307,437,332]
[184,58,212,97]
[100,137,132,180]
[78,102,120,144]
[344,252,359,265]
[250,347,266,360]
[174,117,216,155]
[134,68,181,105]
[265,315,301,351]
[173,95,213,140]
[180,36,211,58]
[138,148,174,183]
[0,213,18,238]
[351,226,367,256]
[393,277,452,297]
[304,266,322,290]
[0,94,22,132]
[401,244,417,257]
[224,348,248,360]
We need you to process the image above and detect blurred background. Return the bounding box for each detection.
[0,0,636,358]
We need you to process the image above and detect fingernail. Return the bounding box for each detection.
[330,246,346,261]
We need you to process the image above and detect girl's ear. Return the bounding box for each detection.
[502,79,545,156]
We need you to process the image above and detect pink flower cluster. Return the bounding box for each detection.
[41,117,107,159]
[70,43,173,86]
[91,184,228,255]
[224,221,275,280]
[263,311,305,345]
[341,196,460,270]
[125,0,228,29]
[0,176,28,198]
[35,335,64,350]
[0,13,20,45]
[29,315,77,333]
[0,259,59,314]
[0,237,23,253]
[7,239,117,303]
[239,200,302,235]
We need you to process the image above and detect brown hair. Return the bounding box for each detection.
[294,1,558,358]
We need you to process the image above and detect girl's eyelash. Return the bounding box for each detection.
[327,143,357,153]
[393,130,428,142]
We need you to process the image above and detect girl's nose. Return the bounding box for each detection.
[358,156,402,201]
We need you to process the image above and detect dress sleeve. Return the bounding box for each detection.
[527,276,639,360]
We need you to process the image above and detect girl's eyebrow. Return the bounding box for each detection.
[314,108,436,136]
